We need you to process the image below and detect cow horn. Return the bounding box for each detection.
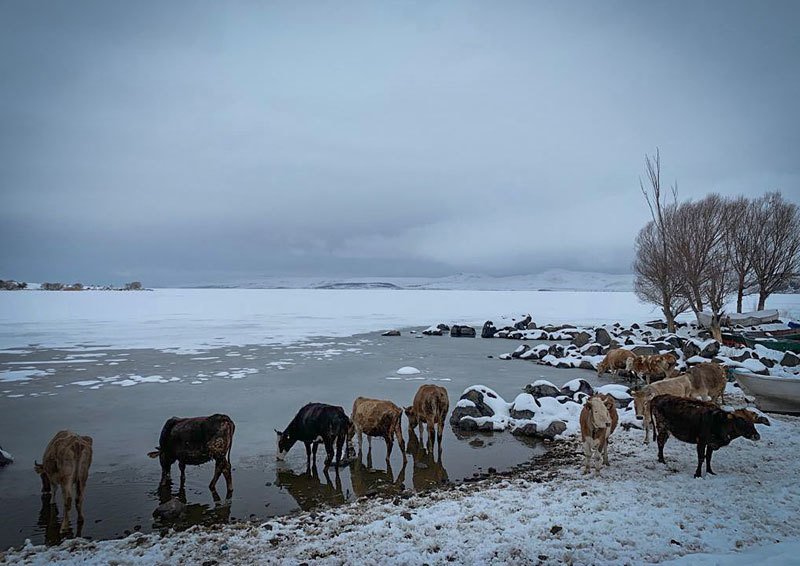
[274,428,282,435]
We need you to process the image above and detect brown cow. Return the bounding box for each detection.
[596,348,635,377]
[685,362,726,404]
[404,385,450,446]
[34,430,93,533]
[626,353,678,384]
[632,375,693,443]
[351,397,406,464]
[579,394,618,473]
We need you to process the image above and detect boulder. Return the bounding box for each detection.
[571,331,593,348]
[437,324,450,332]
[630,345,659,356]
[781,351,800,367]
[649,341,676,353]
[578,360,595,370]
[560,379,593,398]
[514,315,532,330]
[449,388,499,427]
[594,328,612,346]
[729,352,753,363]
[526,321,538,330]
[662,335,685,349]
[547,344,565,357]
[523,381,561,399]
[481,321,498,338]
[0,445,13,466]
[381,330,401,337]
[153,497,186,520]
[631,323,640,330]
[581,344,603,356]
[511,344,531,359]
[645,320,668,330]
[511,420,567,440]
[701,341,720,358]
[450,325,476,338]
[682,339,720,359]
[422,326,443,336]
[509,393,538,419]
[761,358,776,369]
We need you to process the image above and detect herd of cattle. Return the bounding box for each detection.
[32,354,771,535]
[586,349,770,477]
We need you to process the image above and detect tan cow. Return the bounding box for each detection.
[404,384,450,446]
[351,397,406,464]
[596,349,635,377]
[34,430,93,533]
[685,362,726,404]
[626,353,678,384]
[632,375,693,443]
[579,394,618,473]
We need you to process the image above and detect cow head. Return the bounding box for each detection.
[631,389,650,420]
[404,406,418,428]
[274,429,295,461]
[726,413,761,442]
[586,395,612,429]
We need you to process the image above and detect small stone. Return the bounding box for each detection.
[670,539,682,546]
[401,511,413,521]
[488,467,497,474]
[550,525,563,535]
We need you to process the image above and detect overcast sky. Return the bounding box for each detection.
[1,1,798,286]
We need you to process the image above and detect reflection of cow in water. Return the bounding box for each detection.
[275,466,346,511]
[348,451,406,498]
[406,428,448,491]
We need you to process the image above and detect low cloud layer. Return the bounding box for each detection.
[2,1,798,285]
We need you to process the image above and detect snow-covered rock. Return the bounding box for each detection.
[396,366,421,375]
[0,445,13,466]
[523,379,560,399]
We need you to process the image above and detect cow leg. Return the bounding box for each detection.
[159,454,173,488]
[210,458,224,491]
[418,422,423,439]
[322,438,334,468]
[312,442,320,467]
[694,442,705,478]
[367,435,372,454]
[75,479,85,527]
[437,418,445,446]
[656,430,669,464]
[222,458,233,498]
[395,423,406,461]
[385,435,393,464]
[335,434,345,467]
[426,418,435,446]
[602,435,610,466]
[582,440,592,474]
[356,427,363,454]
[705,447,716,475]
[60,481,74,533]
[179,462,187,488]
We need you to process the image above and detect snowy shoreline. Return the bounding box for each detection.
[5,409,798,565]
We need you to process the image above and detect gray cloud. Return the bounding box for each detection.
[1,1,798,286]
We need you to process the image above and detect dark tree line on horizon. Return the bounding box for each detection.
[633,150,800,339]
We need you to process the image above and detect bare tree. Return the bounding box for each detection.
[635,150,686,332]
[725,196,756,313]
[668,194,728,315]
[633,218,689,332]
[750,192,800,309]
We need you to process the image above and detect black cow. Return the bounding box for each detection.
[148,414,235,497]
[650,395,761,478]
[275,403,352,468]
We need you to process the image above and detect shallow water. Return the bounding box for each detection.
[0,331,613,550]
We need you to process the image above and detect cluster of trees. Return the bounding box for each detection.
[633,150,800,339]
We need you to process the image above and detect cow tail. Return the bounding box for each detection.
[226,419,235,463]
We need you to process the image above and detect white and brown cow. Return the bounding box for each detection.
[579,394,618,474]
[685,362,727,404]
[34,430,93,533]
[404,384,450,447]
[351,397,406,464]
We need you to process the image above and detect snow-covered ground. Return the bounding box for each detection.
[2,289,798,355]
[5,407,797,565]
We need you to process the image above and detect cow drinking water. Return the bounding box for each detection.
[352,397,406,464]
[148,414,235,498]
[34,430,93,533]
[275,403,352,469]
[404,384,449,447]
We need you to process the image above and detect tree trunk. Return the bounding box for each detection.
[736,276,745,314]
[663,308,676,334]
[758,290,769,311]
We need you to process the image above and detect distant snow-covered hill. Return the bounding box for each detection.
[202,269,634,292]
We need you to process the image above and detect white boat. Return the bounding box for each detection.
[732,369,800,415]
[697,309,780,329]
